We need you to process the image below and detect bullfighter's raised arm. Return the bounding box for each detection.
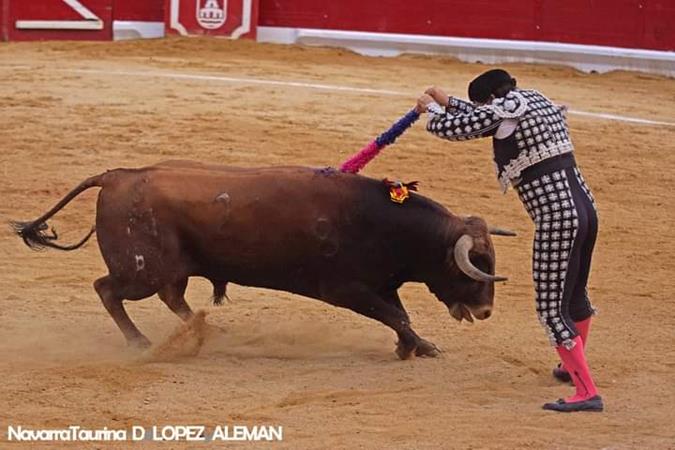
[424,102,503,141]
[445,96,476,114]
[419,87,531,143]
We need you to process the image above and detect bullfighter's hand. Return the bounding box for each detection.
[415,94,436,114]
[424,86,449,106]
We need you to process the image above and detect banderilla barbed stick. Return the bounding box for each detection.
[339,109,420,174]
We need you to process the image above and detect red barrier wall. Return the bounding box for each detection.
[2,0,113,41]
[2,0,673,50]
[258,0,675,52]
[0,0,7,41]
[0,0,163,41]
[114,0,163,21]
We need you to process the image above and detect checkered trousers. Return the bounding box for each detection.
[516,166,597,349]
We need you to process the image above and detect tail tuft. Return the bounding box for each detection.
[10,221,55,251]
[10,220,94,251]
[10,174,102,252]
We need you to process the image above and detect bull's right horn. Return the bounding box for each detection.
[488,226,517,236]
[454,234,508,282]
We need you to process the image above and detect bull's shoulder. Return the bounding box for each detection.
[345,175,453,219]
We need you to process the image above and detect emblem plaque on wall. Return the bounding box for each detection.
[167,0,257,38]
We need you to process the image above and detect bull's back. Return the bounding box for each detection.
[95,165,378,290]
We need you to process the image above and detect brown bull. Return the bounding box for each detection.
[12,161,511,359]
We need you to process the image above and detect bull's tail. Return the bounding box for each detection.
[11,174,104,251]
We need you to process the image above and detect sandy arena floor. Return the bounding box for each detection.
[1,37,674,449]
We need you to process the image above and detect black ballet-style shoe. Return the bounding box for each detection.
[552,363,573,383]
[542,395,604,412]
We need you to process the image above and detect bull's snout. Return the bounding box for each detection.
[472,306,492,320]
[449,304,493,322]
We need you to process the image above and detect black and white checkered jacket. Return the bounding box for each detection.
[426,89,573,192]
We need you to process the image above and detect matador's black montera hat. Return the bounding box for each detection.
[468,69,516,104]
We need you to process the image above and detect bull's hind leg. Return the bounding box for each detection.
[94,276,151,348]
[157,278,193,321]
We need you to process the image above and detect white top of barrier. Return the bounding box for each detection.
[257,26,675,78]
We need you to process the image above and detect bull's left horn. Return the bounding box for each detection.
[488,226,517,236]
[454,234,508,282]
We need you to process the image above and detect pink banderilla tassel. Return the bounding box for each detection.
[338,109,419,174]
[339,140,380,174]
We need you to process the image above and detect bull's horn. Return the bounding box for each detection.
[488,226,517,236]
[454,234,508,282]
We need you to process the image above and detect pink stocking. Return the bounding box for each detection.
[556,336,599,402]
[575,317,591,345]
[560,317,592,373]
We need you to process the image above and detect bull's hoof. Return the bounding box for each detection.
[415,339,441,358]
[128,335,152,349]
[395,341,416,360]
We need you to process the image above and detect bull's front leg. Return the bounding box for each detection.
[382,290,441,358]
[321,282,421,360]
